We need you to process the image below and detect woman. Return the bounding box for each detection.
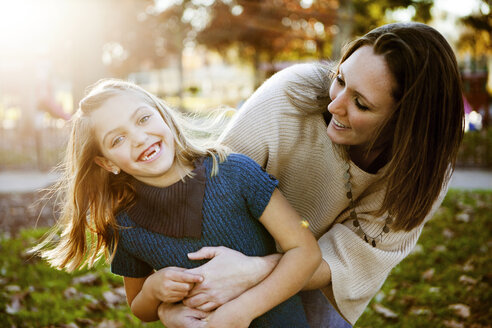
[157,22,464,327]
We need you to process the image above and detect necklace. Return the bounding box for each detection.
[343,162,392,247]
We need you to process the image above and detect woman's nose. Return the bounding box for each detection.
[327,89,347,116]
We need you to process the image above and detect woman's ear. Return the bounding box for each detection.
[94,156,120,175]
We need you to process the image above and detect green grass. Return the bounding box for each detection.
[1,190,490,327]
[356,189,492,327]
[0,229,161,328]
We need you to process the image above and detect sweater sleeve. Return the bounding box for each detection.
[319,182,450,324]
[223,153,279,220]
[219,63,322,170]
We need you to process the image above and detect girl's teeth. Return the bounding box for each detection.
[142,145,160,161]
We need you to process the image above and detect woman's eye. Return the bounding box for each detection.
[336,74,345,86]
[355,98,369,111]
[139,115,151,124]
[112,136,124,147]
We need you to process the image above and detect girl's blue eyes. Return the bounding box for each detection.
[112,136,124,147]
[139,115,151,124]
[335,74,370,111]
[110,115,152,147]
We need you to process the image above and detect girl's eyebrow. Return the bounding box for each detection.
[339,66,376,109]
[102,106,147,145]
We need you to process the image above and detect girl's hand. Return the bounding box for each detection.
[205,300,253,328]
[145,267,203,303]
[158,302,208,328]
[184,246,281,311]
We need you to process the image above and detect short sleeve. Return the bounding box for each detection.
[110,242,153,278]
[226,153,279,220]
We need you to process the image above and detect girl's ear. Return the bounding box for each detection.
[94,156,120,174]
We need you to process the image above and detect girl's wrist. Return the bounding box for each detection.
[141,275,160,302]
[253,254,282,285]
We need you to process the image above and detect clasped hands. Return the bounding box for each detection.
[153,246,266,328]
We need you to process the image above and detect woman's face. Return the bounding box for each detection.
[327,45,397,151]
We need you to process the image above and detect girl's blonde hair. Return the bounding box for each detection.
[33,79,230,271]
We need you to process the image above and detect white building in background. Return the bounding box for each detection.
[129,47,255,113]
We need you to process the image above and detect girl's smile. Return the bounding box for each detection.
[138,141,162,162]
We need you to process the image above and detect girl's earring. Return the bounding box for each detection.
[112,168,120,175]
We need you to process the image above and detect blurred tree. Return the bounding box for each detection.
[333,0,433,58]
[102,0,196,108]
[195,0,338,85]
[194,0,434,84]
[458,0,492,57]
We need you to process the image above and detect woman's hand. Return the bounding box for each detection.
[145,266,203,303]
[183,246,281,311]
[158,302,209,328]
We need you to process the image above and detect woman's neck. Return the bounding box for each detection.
[349,146,388,174]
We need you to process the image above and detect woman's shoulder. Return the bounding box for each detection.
[257,62,329,93]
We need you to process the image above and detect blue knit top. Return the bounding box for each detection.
[111,154,309,327]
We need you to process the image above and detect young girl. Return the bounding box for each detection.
[34,79,321,327]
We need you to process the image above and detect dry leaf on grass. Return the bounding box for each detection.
[448,303,471,318]
[443,319,464,328]
[372,303,398,319]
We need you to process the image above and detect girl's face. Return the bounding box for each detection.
[327,45,397,152]
[91,92,179,187]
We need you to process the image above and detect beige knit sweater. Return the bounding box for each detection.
[220,63,448,324]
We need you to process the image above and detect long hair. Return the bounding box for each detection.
[290,22,464,231]
[33,79,230,271]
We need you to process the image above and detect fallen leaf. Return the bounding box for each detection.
[5,285,21,292]
[456,212,471,222]
[72,273,101,286]
[372,303,398,319]
[5,291,29,314]
[459,275,478,285]
[59,323,79,328]
[442,228,455,239]
[448,303,471,318]
[96,319,123,328]
[103,290,126,307]
[429,286,440,293]
[409,306,431,316]
[443,319,464,328]
[75,318,95,326]
[64,287,83,300]
[411,244,423,255]
[422,268,435,281]
[462,260,474,272]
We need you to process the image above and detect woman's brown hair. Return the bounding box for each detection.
[342,22,464,230]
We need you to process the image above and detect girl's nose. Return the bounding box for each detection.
[131,129,147,147]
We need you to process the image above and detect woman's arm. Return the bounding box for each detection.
[205,189,322,327]
[123,267,203,322]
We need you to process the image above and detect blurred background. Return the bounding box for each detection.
[0,0,490,172]
[0,1,491,327]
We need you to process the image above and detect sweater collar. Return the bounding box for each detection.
[126,157,206,238]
